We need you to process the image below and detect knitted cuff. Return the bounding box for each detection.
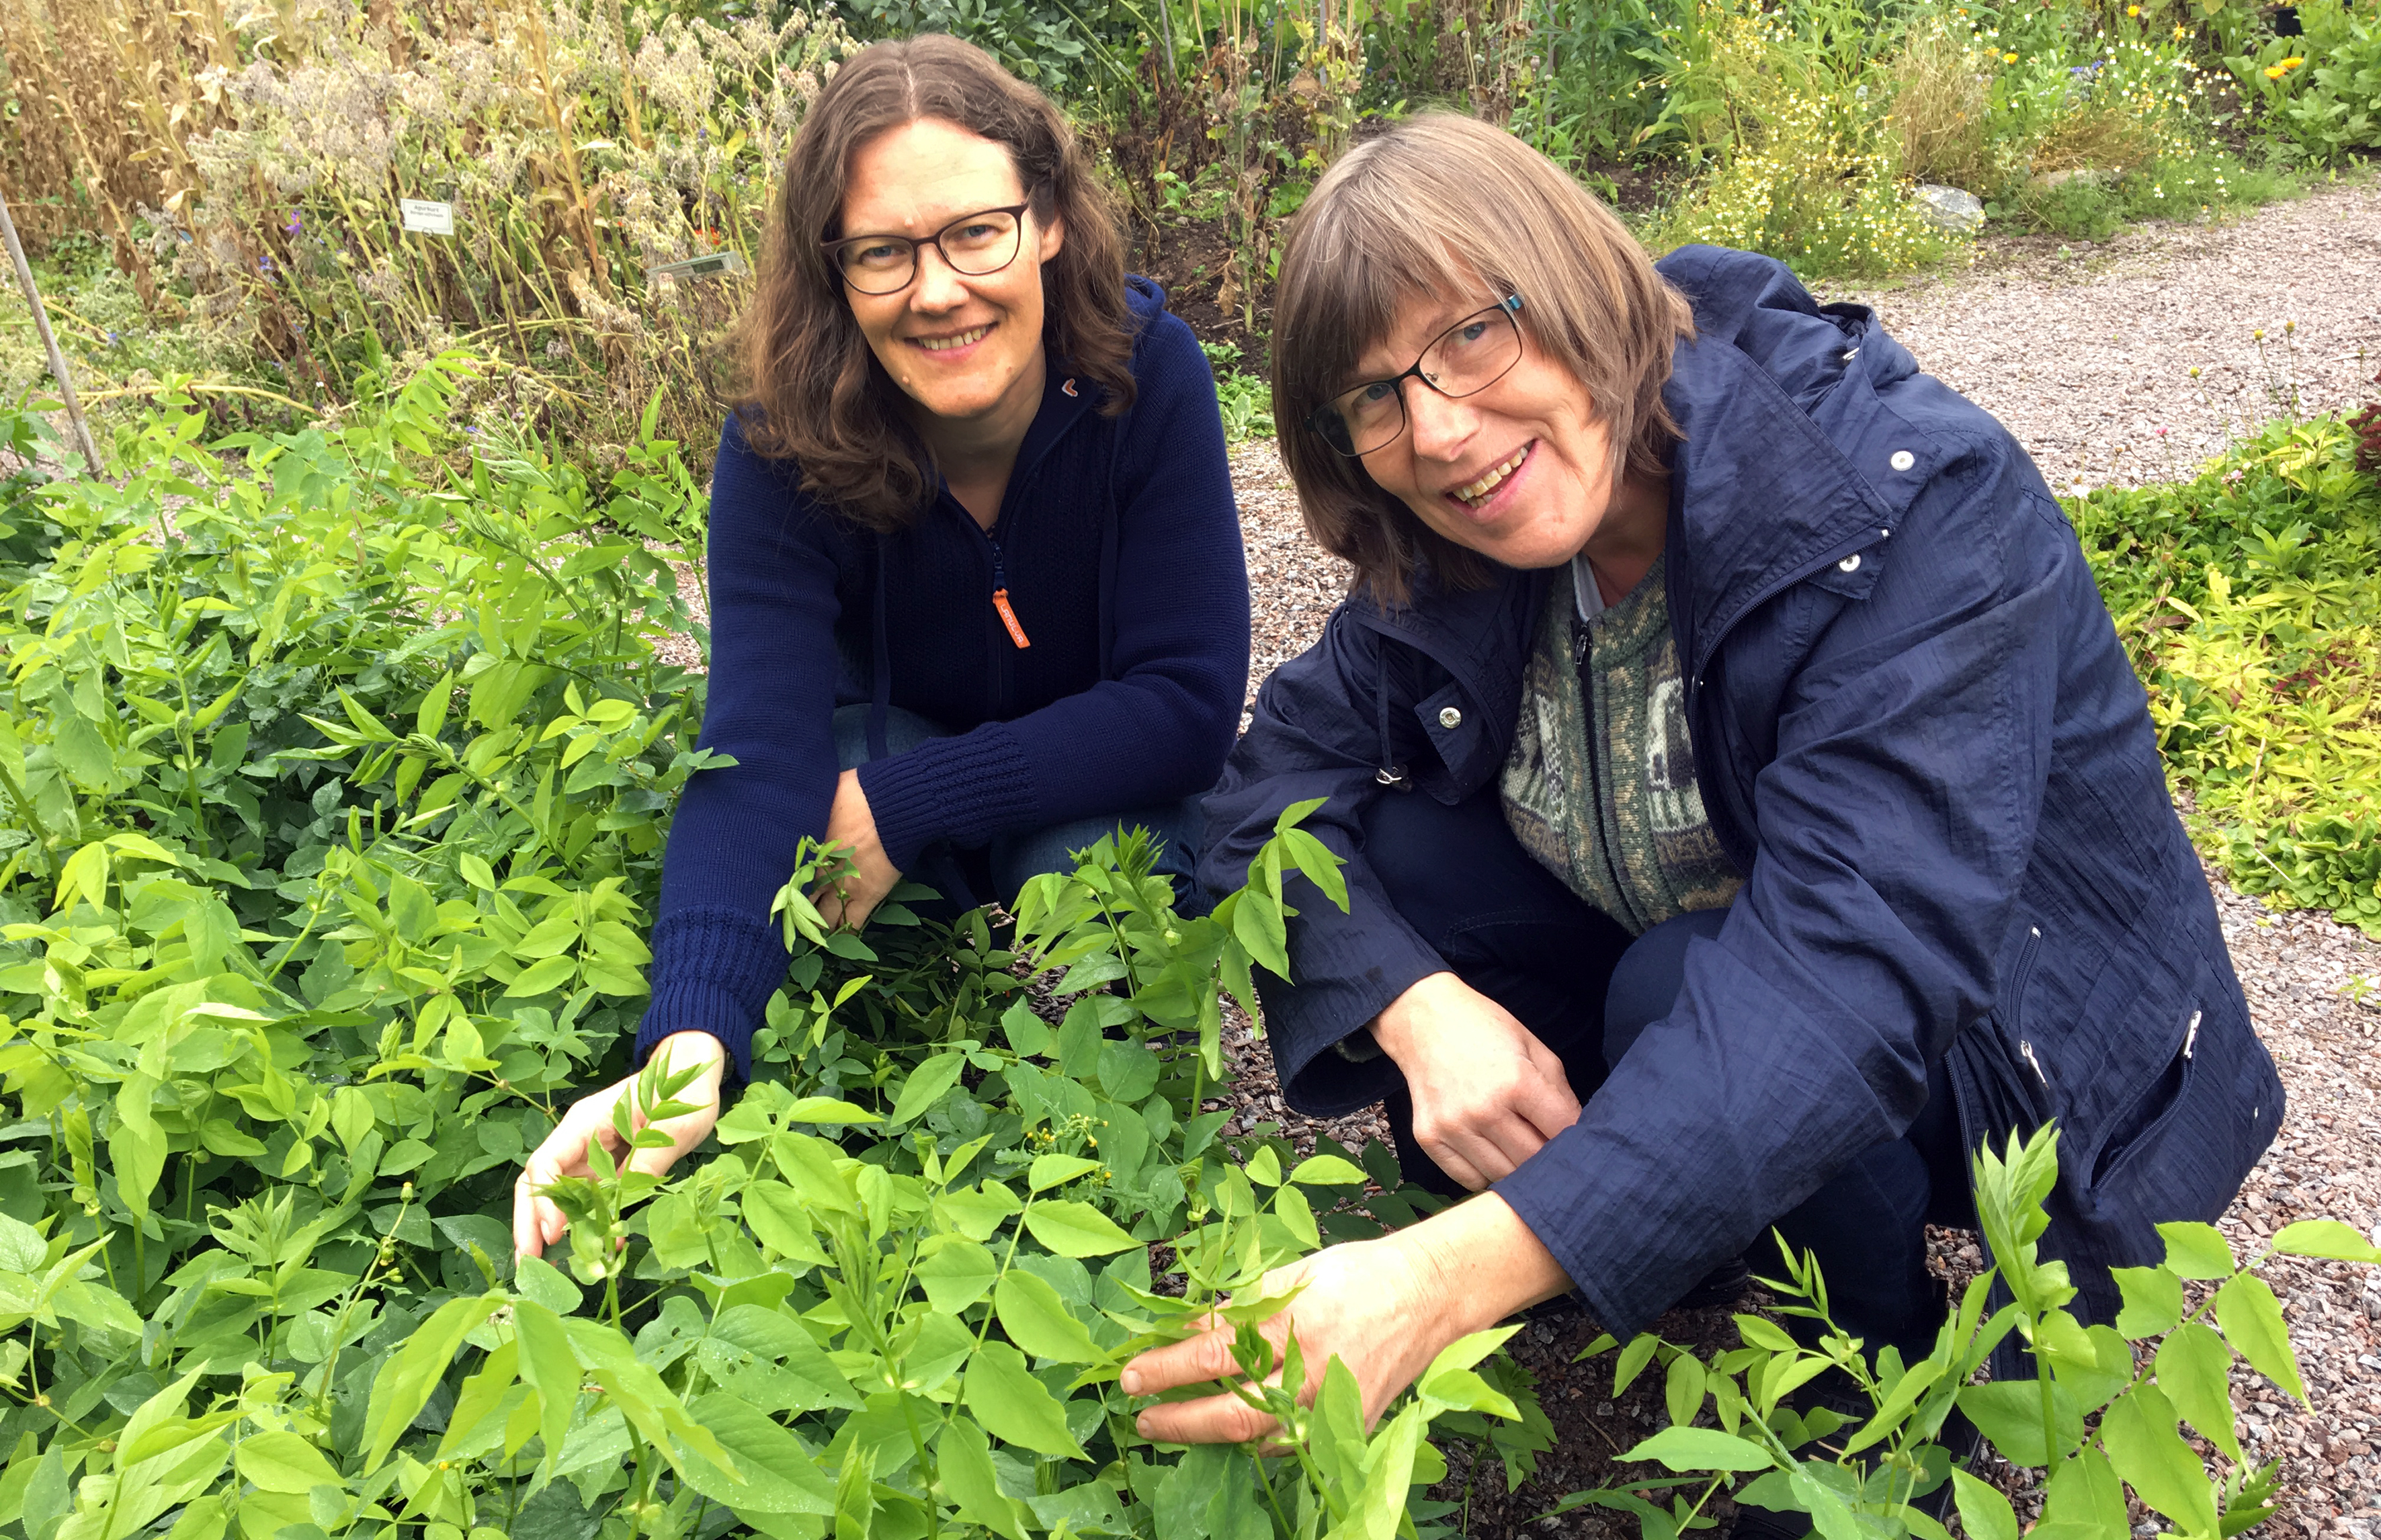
[632,906,790,1082]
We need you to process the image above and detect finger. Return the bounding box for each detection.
[1515,1047,1584,1140]
[513,1174,545,1259]
[1480,1111,1552,1178]
[1121,1322,1241,1398]
[536,1197,567,1250]
[1421,1136,1491,1193]
[1135,1384,1282,1446]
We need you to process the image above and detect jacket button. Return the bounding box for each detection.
[1437,706,1462,730]
[1837,552,1862,574]
[1889,450,1916,472]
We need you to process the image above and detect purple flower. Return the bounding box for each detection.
[285,210,304,237]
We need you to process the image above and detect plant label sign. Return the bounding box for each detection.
[401,199,455,237]
[646,250,749,284]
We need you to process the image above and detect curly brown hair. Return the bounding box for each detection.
[730,35,1136,531]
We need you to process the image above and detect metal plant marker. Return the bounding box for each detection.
[0,182,104,474]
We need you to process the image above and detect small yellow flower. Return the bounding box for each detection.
[2173,22,2189,36]
[2126,5,2139,14]
[2005,50,2018,61]
[2265,64,2287,77]
[2282,55,2304,67]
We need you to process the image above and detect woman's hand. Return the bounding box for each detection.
[1372,971,1581,1190]
[513,1031,728,1260]
[812,768,902,929]
[1123,1195,1571,1443]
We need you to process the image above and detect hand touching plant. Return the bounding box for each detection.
[512,1032,726,1263]
[811,769,901,929]
[1125,1192,1573,1442]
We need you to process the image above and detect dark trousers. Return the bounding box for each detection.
[1366,787,1972,1359]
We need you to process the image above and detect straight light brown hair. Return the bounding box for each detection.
[1271,114,1696,605]
[730,35,1136,531]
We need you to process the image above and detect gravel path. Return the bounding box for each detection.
[1218,179,2381,1535]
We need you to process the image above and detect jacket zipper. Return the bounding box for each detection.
[1573,616,1632,918]
[987,536,1032,650]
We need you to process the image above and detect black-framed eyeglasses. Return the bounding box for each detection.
[823,204,1034,296]
[1306,294,1526,458]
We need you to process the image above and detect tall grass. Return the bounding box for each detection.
[1,0,856,450]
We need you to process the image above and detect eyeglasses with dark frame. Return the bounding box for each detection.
[1306,294,1527,458]
[823,204,1034,296]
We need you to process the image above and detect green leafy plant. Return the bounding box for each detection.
[0,378,1553,1539]
[1546,1123,2380,1540]
[2068,414,2381,937]
[2230,0,2381,163]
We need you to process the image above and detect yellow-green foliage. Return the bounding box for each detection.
[2070,417,2381,935]
[1651,0,1950,278]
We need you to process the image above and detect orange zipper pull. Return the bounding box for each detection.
[991,588,1032,649]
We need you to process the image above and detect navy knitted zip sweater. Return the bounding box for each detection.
[635,279,1250,1076]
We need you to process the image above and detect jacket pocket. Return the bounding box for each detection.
[2087,1004,2197,1191]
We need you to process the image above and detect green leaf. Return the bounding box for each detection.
[1022,1200,1140,1258]
[1950,1467,2019,1540]
[1028,1153,1101,1193]
[669,1394,837,1515]
[935,1418,1031,1540]
[1620,1426,1776,1472]
[364,1295,498,1471]
[742,1181,829,1267]
[1664,1351,1707,1430]
[994,1270,1104,1364]
[999,1000,1052,1058]
[2158,1221,2236,1280]
[505,953,579,998]
[512,1298,580,1483]
[2269,1220,2381,1263]
[1614,1332,1664,1395]
[2155,1320,2243,1463]
[962,1342,1085,1458]
[1841,1357,1941,1455]
[2213,1273,2306,1402]
[2100,1382,2222,1539]
[2112,1264,2185,1339]
[513,1254,584,1316]
[234,1430,339,1494]
[914,1240,997,1316]
[1243,1144,1282,1187]
[889,1051,966,1126]
[1958,1379,2083,1467]
[1286,1154,1368,1187]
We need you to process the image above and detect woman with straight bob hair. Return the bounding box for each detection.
[1124,114,2279,1529]
[513,35,1249,1261]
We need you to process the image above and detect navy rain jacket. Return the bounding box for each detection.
[1199,246,2282,1339]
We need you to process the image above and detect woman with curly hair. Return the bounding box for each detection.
[515,36,1249,1260]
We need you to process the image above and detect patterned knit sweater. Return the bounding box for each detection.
[1500,552,1742,933]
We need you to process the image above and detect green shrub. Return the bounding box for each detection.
[1648,0,1953,279]
[0,375,1550,1539]
[2229,0,2381,163]
[2068,415,2381,936]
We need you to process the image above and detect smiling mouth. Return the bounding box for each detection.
[913,324,992,353]
[1452,443,1532,507]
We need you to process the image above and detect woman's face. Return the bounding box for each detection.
[1349,292,1627,572]
[837,117,1065,427]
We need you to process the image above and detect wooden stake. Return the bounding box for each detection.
[0,183,104,474]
